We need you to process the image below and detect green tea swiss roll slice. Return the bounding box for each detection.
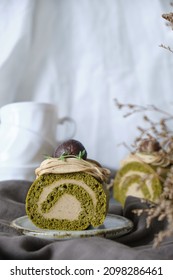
[114,139,170,205]
[25,140,110,230]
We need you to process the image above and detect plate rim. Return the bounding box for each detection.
[11,214,133,240]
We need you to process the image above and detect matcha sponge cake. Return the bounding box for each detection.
[114,138,169,205]
[25,140,110,230]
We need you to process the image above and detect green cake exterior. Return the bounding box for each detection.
[114,161,163,205]
[25,172,108,230]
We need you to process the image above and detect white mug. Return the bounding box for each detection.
[0,102,76,180]
[0,101,76,146]
[0,123,54,165]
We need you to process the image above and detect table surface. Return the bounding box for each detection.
[0,180,173,260]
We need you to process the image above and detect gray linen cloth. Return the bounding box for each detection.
[0,180,172,260]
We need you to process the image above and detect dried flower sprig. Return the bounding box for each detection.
[113,6,173,246]
[162,12,173,26]
[159,44,173,53]
[159,12,173,52]
[115,98,173,246]
[114,98,173,149]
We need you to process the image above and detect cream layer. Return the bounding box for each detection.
[37,179,97,221]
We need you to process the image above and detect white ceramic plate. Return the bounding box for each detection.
[11,214,133,240]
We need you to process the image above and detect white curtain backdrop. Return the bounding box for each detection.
[0,0,173,172]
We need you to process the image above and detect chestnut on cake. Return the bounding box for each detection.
[25,140,110,230]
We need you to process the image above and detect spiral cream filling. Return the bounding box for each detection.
[37,179,97,221]
[119,167,155,199]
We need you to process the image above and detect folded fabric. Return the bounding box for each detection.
[111,196,166,246]
[0,180,172,260]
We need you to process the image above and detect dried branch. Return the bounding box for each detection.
[159,44,173,53]
[115,98,173,246]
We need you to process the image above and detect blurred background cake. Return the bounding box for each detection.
[113,138,170,205]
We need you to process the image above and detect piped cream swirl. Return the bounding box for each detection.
[121,151,172,168]
[35,157,110,182]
